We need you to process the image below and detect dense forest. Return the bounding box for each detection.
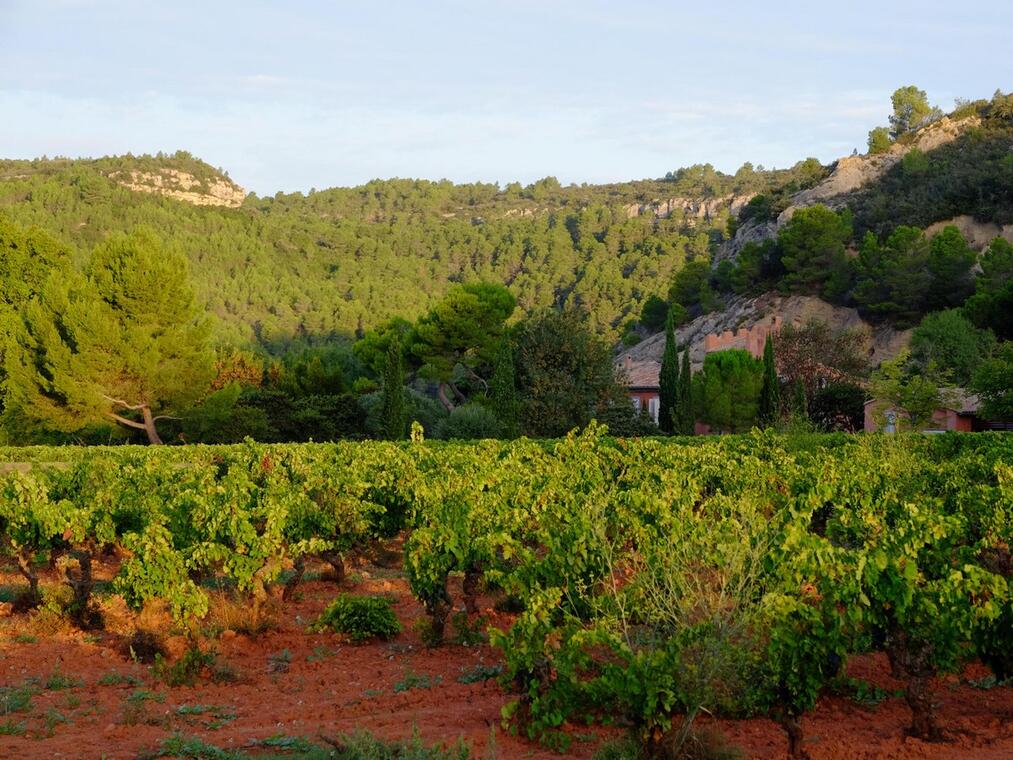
[0,151,832,350]
[1,87,1011,445]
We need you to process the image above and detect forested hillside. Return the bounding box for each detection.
[0,150,829,350]
[1,87,1011,446]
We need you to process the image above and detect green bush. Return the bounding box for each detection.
[155,647,216,687]
[434,404,502,440]
[312,594,401,643]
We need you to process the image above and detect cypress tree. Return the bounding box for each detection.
[758,334,780,427]
[490,337,519,438]
[380,334,407,440]
[658,312,679,434]
[678,349,694,435]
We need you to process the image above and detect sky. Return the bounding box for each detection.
[1,0,1010,195]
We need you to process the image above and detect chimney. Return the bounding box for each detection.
[624,355,633,371]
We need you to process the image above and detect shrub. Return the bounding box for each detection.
[434,404,502,440]
[155,647,216,687]
[311,594,401,643]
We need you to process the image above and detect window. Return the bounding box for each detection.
[631,396,642,412]
[647,396,659,424]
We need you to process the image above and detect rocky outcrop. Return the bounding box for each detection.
[716,116,980,262]
[624,194,755,221]
[784,116,977,217]
[923,215,1013,249]
[108,169,246,208]
[617,293,910,372]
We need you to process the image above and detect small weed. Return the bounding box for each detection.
[149,733,246,759]
[123,697,167,728]
[249,733,317,752]
[65,693,81,709]
[306,645,335,663]
[98,671,142,687]
[45,666,84,690]
[0,719,26,736]
[362,688,384,698]
[394,670,442,693]
[311,594,401,643]
[128,689,166,704]
[210,660,240,684]
[0,683,36,714]
[155,647,216,687]
[833,676,894,708]
[456,663,503,684]
[450,612,487,646]
[42,707,68,736]
[175,704,238,729]
[13,633,37,644]
[176,704,217,716]
[267,648,292,673]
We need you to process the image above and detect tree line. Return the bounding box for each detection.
[0,218,654,444]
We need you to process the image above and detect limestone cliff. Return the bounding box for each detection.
[623,194,755,221]
[107,168,246,208]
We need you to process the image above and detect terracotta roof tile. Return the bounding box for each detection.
[618,359,661,389]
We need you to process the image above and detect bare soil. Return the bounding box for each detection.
[0,553,1010,760]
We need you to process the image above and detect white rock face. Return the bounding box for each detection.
[108,169,247,208]
[624,194,755,221]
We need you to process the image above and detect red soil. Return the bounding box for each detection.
[0,556,1010,760]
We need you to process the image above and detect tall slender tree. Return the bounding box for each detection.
[678,349,694,434]
[489,336,519,438]
[658,312,679,434]
[380,333,407,440]
[758,334,780,427]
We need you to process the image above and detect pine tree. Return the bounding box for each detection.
[4,228,213,444]
[489,337,519,438]
[678,349,694,435]
[758,334,780,427]
[380,333,407,440]
[658,312,679,434]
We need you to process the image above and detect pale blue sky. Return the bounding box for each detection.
[1,1,1009,194]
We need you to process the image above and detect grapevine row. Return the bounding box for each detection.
[1,430,1010,757]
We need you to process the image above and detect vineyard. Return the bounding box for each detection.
[0,428,1011,759]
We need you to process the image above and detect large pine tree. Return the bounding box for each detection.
[4,228,213,444]
[658,312,679,434]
